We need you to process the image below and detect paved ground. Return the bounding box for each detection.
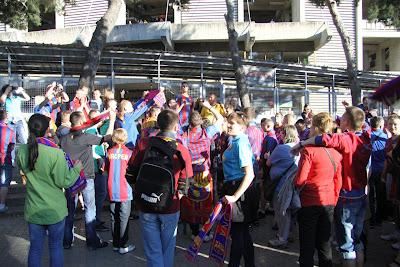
[0,208,396,267]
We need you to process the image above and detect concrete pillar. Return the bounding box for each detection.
[292,0,305,22]
[238,0,244,22]
[173,4,182,24]
[55,0,64,29]
[115,1,126,25]
[389,40,400,71]
[355,0,363,70]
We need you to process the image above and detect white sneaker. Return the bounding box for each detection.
[268,238,288,248]
[381,231,400,241]
[119,244,136,254]
[392,242,400,250]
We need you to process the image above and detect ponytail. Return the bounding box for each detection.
[26,114,50,171]
[27,133,38,171]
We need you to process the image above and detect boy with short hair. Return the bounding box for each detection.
[130,109,193,267]
[105,128,135,254]
[369,116,387,226]
[0,110,15,213]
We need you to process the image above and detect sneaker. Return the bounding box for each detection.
[268,238,288,248]
[392,242,400,250]
[129,214,139,220]
[119,244,136,254]
[95,224,110,232]
[0,206,8,213]
[204,233,213,242]
[63,243,73,249]
[87,240,108,251]
[381,231,400,241]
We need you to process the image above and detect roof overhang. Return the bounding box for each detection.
[0,21,331,53]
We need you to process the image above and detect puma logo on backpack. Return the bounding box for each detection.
[135,137,185,213]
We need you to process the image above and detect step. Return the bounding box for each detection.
[0,205,24,218]
[6,191,25,208]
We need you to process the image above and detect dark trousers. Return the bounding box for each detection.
[298,205,334,267]
[94,172,108,224]
[190,223,200,236]
[110,201,131,248]
[228,222,255,267]
[369,172,386,224]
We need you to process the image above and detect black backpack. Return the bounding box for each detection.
[135,136,185,213]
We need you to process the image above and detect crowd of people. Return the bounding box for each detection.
[2,81,400,267]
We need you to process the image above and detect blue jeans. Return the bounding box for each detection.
[0,165,12,187]
[335,195,367,260]
[64,179,100,247]
[28,219,65,267]
[139,211,180,267]
[9,120,28,144]
[94,172,108,224]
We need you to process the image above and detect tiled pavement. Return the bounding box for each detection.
[0,208,396,267]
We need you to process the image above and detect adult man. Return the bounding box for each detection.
[130,109,193,267]
[70,88,90,120]
[200,93,225,123]
[0,110,15,213]
[61,110,116,250]
[176,82,193,131]
[0,84,30,144]
[292,106,371,267]
[89,89,104,112]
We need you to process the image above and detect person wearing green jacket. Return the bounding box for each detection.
[17,114,82,267]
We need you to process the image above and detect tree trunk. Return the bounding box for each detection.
[78,0,124,91]
[224,0,251,108]
[325,0,361,106]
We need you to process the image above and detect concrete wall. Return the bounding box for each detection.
[389,40,400,71]
[180,0,238,23]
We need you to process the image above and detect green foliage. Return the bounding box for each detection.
[0,0,72,30]
[367,0,400,28]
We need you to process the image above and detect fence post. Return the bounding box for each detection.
[7,53,11,83]
[111,57,115,92]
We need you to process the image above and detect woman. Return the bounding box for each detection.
[381,115,400,247]
[181,102,223,241]
[294,112,342,267]
[267,125,299,248]
[222,112,257,267]
[17,114,82,267]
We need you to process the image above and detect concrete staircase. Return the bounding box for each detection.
[0,169,25,217]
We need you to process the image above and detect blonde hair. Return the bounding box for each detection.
[112,128,128,144]
[282,125,298,144]
[283,114,295,126]
[227,112,246,126]
[312,112,333,134]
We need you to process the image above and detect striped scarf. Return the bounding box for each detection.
[186,201,232,265]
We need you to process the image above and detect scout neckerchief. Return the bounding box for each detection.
[186,201,232,265]
[37,137,86,195]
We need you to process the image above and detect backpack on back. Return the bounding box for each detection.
[135,136,184,213]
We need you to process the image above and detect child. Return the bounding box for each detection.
[56,111,71,138]
[105,128,135,254]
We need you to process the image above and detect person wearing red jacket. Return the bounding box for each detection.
[292,106,371,267]
[294,112,343,267]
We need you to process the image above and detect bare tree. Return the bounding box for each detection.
[78,0,124,90]
[224,0,251,108]
[310,0,361,105]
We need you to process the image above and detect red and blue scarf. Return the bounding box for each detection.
[70,111,110,132]
[186,201,232,265]
[37,137,86,195]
